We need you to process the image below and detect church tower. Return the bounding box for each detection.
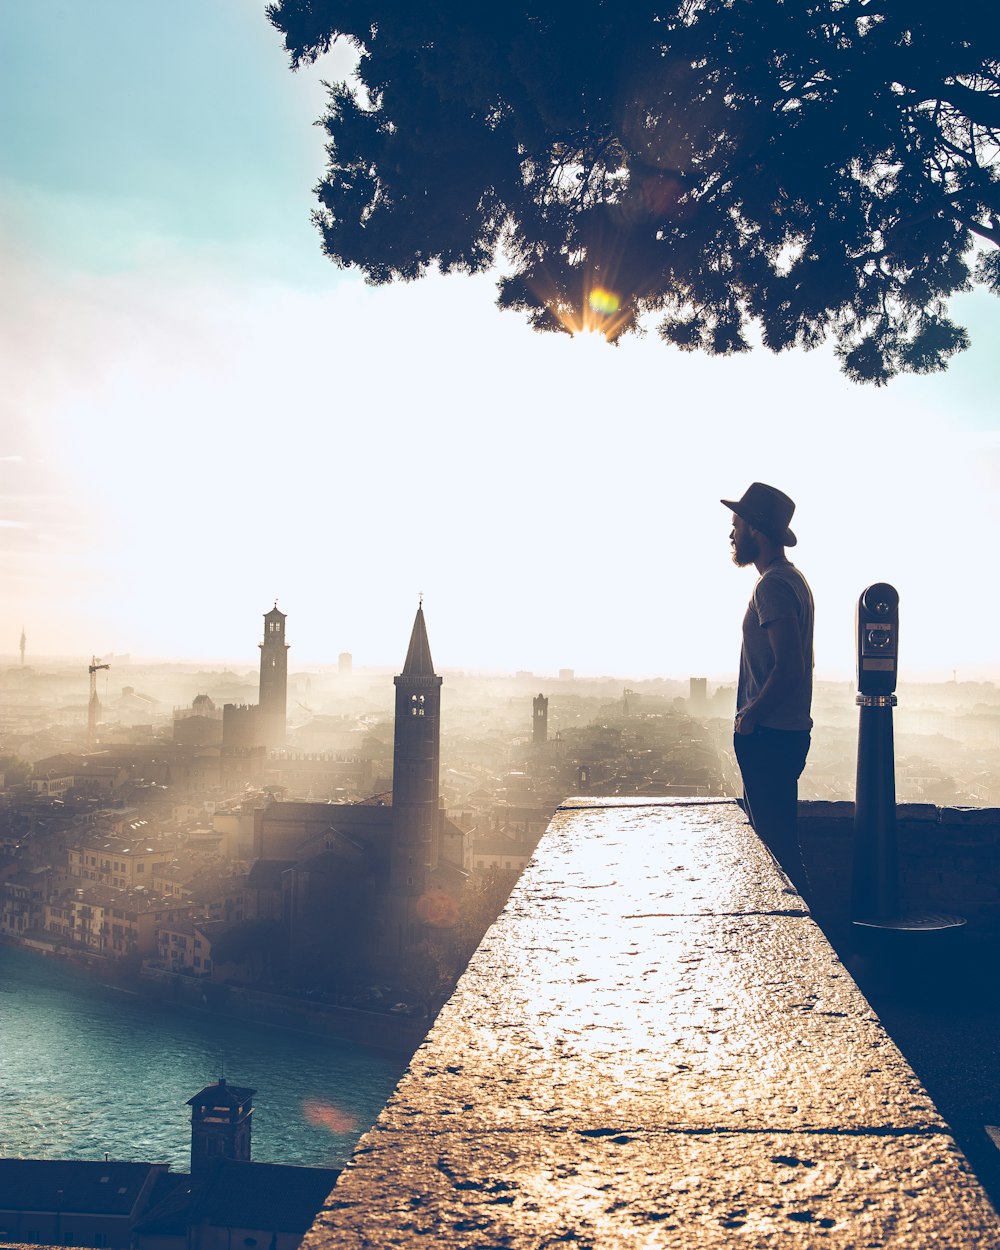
[187,1077,255,1177]
[389,601,443,949]
[533,693,548,745]
[258,603,289,748]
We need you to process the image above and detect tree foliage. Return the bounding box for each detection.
[267,0,1000,382]
[0,754,31,786]
[392,868,521,1011]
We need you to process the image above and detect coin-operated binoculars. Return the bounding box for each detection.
[851,584,900,923]
[851,584,964,937]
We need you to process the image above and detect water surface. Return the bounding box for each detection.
[0,945,405,1170]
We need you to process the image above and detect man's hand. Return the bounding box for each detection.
[735,617,805,736]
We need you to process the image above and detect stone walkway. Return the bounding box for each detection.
[304,798,1000,1248]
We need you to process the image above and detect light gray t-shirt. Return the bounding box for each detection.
[737,560,814,732]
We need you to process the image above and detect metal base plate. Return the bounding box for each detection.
[852,911,967,933]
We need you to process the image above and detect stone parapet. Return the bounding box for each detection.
[799,800,1000,934]
[303,798,1000,1248]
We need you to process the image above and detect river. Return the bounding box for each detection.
[0,945,406,1171]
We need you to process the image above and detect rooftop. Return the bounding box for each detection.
[0,1160,166,1217]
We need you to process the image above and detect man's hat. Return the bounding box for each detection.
[721,482,797,547]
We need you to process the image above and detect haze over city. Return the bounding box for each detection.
[4,7,1000,1244]
[2,1,999,681]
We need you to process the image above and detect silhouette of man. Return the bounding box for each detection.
[723,483,814,897]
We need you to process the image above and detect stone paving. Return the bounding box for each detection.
[303,798,1000,1248]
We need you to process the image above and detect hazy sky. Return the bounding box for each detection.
[2,1,999,681]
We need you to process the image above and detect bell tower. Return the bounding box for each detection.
[389,600,443,950]
[533,693,548,745]
[258,603,289,749]
[187,1077,255,1177]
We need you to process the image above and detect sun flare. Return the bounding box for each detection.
[571,326,609,349]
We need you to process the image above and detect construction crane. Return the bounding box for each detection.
[88,655,110,746]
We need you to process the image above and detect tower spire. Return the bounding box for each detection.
[402,601,435,677]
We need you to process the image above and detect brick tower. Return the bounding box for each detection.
[258,603,289,749]
[388,600,443,952]
[187,1078,255,1177]
[533,693,548,745]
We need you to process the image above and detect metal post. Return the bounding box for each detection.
[850,582,965,937]
[852,691,899,922]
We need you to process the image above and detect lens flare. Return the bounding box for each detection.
[416,889,460,928]
[303,1098,358,1134]
[588,287,621,316]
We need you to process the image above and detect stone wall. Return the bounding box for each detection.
[799,801,1000,938]
[301,798,1000,1248]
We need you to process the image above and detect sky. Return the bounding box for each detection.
[2,0,999,682]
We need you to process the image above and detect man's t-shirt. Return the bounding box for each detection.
[737,560,814,732]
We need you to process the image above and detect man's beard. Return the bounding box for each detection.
[731,531,759,567]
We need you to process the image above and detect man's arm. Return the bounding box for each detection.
[735,616,805,734]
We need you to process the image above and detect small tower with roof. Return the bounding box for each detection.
[187,1077,256,1177]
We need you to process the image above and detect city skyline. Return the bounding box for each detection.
[2,2,999,682]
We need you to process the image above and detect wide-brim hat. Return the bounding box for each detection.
[721,482,797,547]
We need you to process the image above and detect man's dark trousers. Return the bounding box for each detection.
[734,726,811,899]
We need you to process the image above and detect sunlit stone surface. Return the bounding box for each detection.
[304,798,1000,1247]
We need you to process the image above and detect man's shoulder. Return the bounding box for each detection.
[759,561,811,591]
[753,562,812,618]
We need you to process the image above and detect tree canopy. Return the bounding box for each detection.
[267,0,1000,382]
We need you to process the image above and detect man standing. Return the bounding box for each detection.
[723,482,814,897]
